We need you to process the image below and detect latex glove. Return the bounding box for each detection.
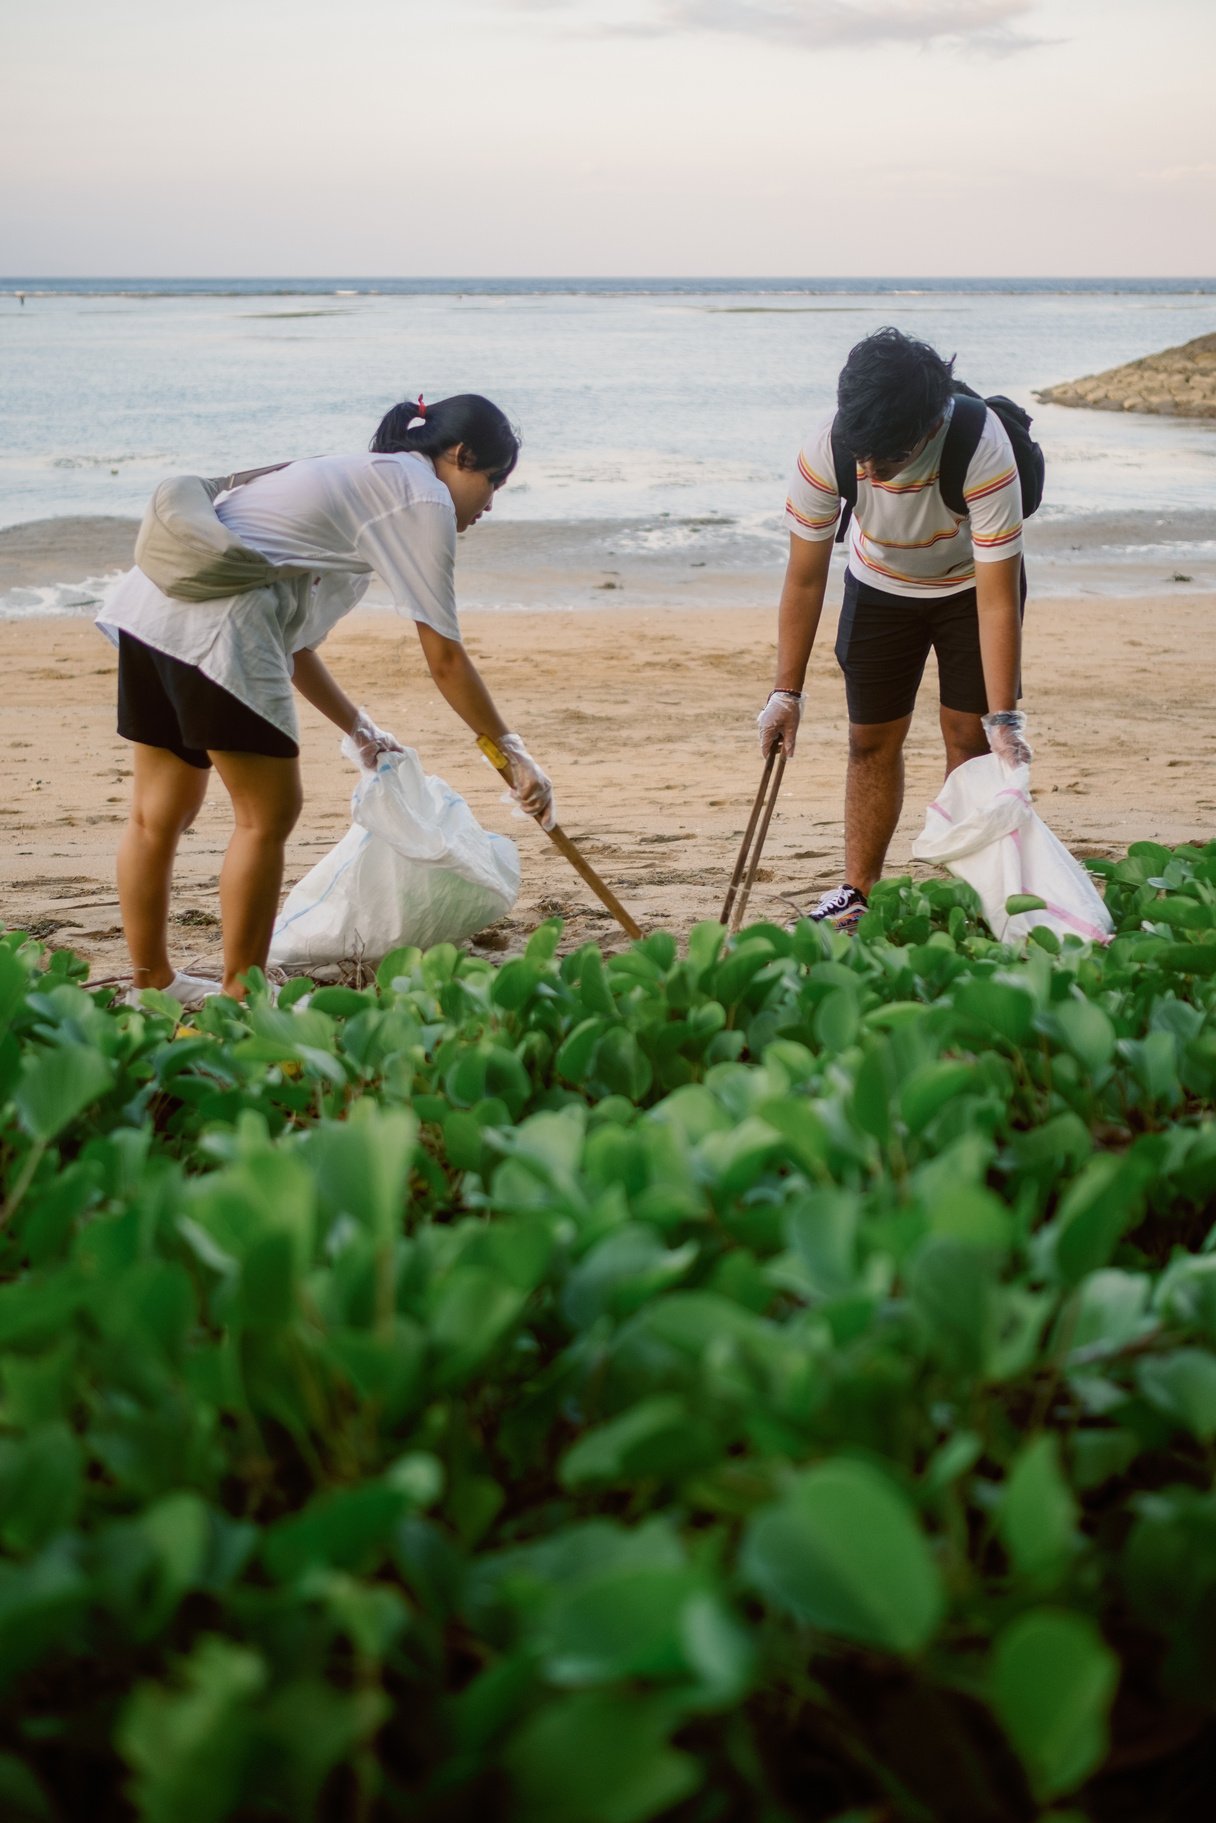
[757,690,804,759]
[350,707,404,769]
[497,732,557,831]
[982,709,1033,769]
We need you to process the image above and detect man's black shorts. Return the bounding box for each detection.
[834,568,1025,726]
[116,632,299,770]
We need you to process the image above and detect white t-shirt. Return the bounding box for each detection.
[784,400,1024,598]
[97,451,460,739]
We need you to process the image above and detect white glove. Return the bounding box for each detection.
[497,733,556,831]
[982,709,1033,769]
[350,707,404,769]
[757,690,804,759]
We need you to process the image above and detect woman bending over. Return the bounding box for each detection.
[97,393,552,1004]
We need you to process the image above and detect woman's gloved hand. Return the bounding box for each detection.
[982,709,1033,769]
[350,707,405,769]
[757,689,804,759]
[497,732,556,830]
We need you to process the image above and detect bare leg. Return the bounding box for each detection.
[117,743,211,988]
[843,714,913,895]
[208,750,303,997]
[940,705,990,777]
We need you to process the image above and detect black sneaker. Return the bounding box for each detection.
[805,883,868,934]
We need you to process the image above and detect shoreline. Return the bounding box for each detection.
[3,510,1216,616]
[3,585,1214,983]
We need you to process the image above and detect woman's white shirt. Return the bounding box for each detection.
[97,452,460,739]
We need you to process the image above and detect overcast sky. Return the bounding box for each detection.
[2,0,1213,275]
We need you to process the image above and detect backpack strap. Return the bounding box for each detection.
[829,413,857,544]
[938,392,987,519]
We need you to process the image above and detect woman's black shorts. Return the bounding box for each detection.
[116,632,299,770]
[834,567,1026,726]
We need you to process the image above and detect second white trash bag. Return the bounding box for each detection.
[911,754,1113,945]
[270,739,520,968]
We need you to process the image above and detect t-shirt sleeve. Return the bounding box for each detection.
[784,421,841,543]
[963,410,1023,563]
[353,498,461,642]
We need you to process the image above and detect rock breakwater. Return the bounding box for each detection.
[1035,330,1216,418]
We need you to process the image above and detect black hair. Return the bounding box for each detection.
[371,392,520,486]
[835,327,956,463]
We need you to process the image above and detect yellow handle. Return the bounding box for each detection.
[477,733,511,774]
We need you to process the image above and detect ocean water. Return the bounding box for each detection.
[2,277,1214,600]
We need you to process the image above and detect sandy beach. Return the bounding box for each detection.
[3,518,1214,982]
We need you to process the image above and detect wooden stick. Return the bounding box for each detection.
[721,739,786,934]
[477,736,643,940]
[730,746,786,934]
[721,742,778,927]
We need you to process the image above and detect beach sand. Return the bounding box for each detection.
[3,522,1214,981]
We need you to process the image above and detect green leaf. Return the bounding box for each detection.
[998,1436,1078,1584]
[899,1060,977,1136]
[0,1424,83,1555]
[740,1460,944,1653]
[263,1483,413,1581]
[259,1679,390,1815]
[1153,942,1216,977]
[541,1564,704,1686]
[1067,1270,1151,1357]
[1042,1156,1147,1285]
[990,1610,1118,1802]
[851,1044,893,1144]
[429,1267,528,1389]
[492,958,542,1010]
[814,988,859,1053]
[0,1752,53,1821]
[0,947,29,1034]
[561,1227,698,1328]
[1136,1349,1216,1442]
[1006,893,1048,915]
[304,1102,416,1245]
[592,1028,654,1101]
[504,1690,701,1823]
[556,1016,610,1083]
[306,985,375,1018]
[136,1492,212,1634]
[955,978,1036,1044]
[577,946,618,1016]
[1054,999,1116,1074]
[560,1396,720,1492]
[117,1635,266,1823]
[14,1044,114,1142]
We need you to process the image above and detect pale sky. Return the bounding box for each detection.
[2,0,1213,275]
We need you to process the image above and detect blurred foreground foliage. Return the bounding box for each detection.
[2,838,1216,1821]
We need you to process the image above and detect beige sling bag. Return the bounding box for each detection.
[134,461,310,602]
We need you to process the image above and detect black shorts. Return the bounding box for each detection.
[116,632,299,770]
[834,567,1026,726]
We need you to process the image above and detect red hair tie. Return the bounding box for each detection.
[416,394,426,418]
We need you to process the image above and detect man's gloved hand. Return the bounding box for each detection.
[982,709,1033,769]
[350,707,405,768]
[498,732,557,831]
[757,689,804,759]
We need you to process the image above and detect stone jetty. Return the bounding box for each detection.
[1035,330,1216,418]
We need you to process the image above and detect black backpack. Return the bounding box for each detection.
[831,384,1045,544]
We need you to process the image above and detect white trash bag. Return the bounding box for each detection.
[270,739,520,968]
[911,754,1112,946]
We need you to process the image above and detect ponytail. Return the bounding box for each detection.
[371,392,520,486]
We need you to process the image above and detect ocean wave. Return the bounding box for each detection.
[0,572,122,621]
[608,513,779,555]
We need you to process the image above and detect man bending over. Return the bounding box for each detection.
[759,326,1031,933]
